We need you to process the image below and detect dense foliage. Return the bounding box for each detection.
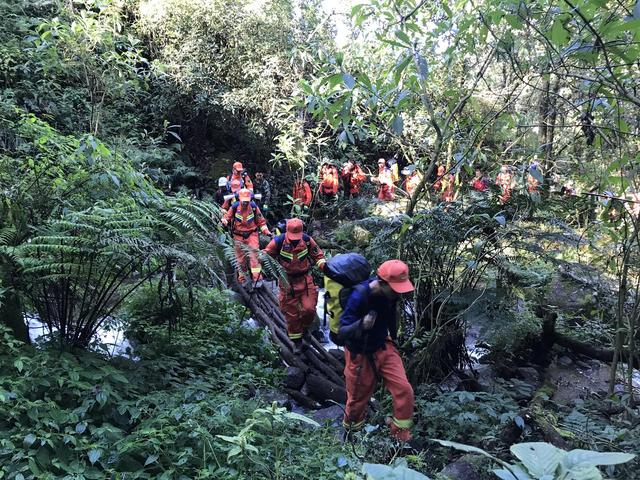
[1,0,639,478]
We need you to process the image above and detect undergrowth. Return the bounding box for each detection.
[0,288,351,479]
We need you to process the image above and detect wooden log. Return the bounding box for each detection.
[306,372,347,404]
[498,381,571,449]
[541,308,640,369]
[304,346,345,386]
[283,388,321,409]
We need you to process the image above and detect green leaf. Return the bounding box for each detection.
[551,19,570,46]
[415,54,429,81]
[14,358,24,372]
[87,449,101,465]
[284,411,320,426]
[395,30,412,46]
[228,446,242,458]
[144,454,159,466]
[562,449,635,468]
[362,461,431,479]
[23,434,37,447]
[325,73,344,89]
[96,391,108,406]
[432,439,504,465]
[391,115,404,135]
[216,435,240,444]
[493,467,533,480]
[604,18,640,35]
[510,443,565,477]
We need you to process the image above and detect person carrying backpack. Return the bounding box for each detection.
[222,188,271,287]
[339,260,415,442]
[228,162,254,194]
[263,218,326,353]
[215,176,230,206]
[341,160,367,197]
[373,158,395,201]
[320,162,340,198]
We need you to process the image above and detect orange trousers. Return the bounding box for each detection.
[343,339,414,441]
[233,231,261,282]
[279,274,318,340]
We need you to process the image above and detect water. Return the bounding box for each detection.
[25,314,137,360]
[316,288,339,351]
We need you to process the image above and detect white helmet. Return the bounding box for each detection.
[218,177,228,187]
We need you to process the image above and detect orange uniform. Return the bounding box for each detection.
[320,164,340,196]
[376,164,395,201]
[441,172,455,202]
[496,167,513,204]
[342,163,367,195]
[263,219,326,340]
[403,172,422,198]
[293,180,312,207]
[222,199,270,283]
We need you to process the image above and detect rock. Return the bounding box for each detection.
[440,457,483,480]
[352,225,371,246]
[311,405,344,425]
[558,356,573,367]
[283,367,305,390]
[516,367,541,385]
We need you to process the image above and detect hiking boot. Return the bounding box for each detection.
[386,416,412,442]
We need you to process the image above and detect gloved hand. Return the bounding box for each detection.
[362,311,377,330]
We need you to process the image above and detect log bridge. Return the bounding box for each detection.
[234,280,347,408]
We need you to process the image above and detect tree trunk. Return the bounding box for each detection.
[0,290,29,344]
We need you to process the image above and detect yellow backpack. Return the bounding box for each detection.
[323,253,371,344]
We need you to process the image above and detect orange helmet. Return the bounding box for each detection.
[238,188,252,202]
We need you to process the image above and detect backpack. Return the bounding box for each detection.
[387,158,399,183]
[272,232,312,265]
[323,253,371,345]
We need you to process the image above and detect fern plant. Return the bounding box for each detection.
[13,197,224,349]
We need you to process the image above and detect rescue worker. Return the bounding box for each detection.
[373,158,395,201]
[433,165,445,193]
[496,165,513,204]
[214,176,230,206]
[339,259,415,442]
[228,161,254,194]
[342,160,367,197]
[401,165,422,198]
[441,167,456,203]
[263,218,326,353]
[527,162,543,202]
[222,188,271,287]
[253,170,272,213]
[471,168,489,192]
[320,162,340,198]
[293,176,313,208]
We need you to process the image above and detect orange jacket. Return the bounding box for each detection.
[404,172,422,197]
[228,172,254,193]
[263,233,326,276]
[320,165,340,195]
[342,164,366,194]
[293,180,312,206]
[222,201,269,235]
